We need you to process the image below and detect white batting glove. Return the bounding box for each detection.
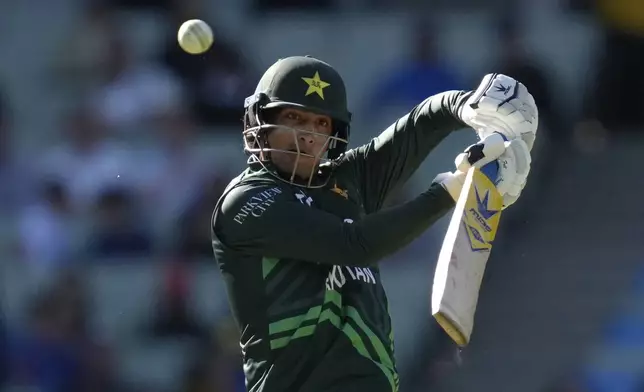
[437,135,532,209]
[461,73,538,151]
[436,133,505,202]
[495,138,532,209]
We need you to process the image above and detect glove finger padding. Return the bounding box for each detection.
[496,138,532,208]
[517,82,538,119]
[474,110,537,151]
[473,111,536,146]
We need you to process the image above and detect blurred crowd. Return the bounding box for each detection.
[2,0,644,391]
[1,0,253,390]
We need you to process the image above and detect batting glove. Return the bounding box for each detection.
[436,134,532,209]
[461,73,538,152]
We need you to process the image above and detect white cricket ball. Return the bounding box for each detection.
[177,19,213,55]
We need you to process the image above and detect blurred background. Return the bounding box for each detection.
[0,0,642,391]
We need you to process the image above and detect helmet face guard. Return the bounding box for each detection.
[242,56,352,188]
[243,92,349,188]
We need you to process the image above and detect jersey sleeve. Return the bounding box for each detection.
[339,90,472,213]
[213,182,455,267]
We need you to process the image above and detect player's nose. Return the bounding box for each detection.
[297,130,316,145]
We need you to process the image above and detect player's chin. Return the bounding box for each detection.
[273,154,316,176]
[295,163,318,179]
[291,157,316,176]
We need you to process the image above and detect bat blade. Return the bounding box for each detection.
[431,166,503,347]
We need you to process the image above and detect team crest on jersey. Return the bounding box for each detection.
[330,182,349,199]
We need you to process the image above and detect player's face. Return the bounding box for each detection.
[267,108,333,180]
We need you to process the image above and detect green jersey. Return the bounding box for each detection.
[211,90,470,392]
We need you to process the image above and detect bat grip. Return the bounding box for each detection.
[466,131,505,183]
[465,145,499,183]
[480,161,499,183]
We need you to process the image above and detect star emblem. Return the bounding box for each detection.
[302,71,330,99]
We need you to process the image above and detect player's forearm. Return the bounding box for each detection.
[371,91,472,161]
[347,183,455,265]
[347,90,472,213]
[408,90,471,137]
[270,184,455,267]
[373,90,472,157]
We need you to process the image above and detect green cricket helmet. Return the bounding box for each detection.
[243,55,352,188]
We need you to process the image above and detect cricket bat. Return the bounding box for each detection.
[431,162,503,347]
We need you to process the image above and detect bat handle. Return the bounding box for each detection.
[466,131,505,183]
[465,144,499,183]
[480,161,499,183]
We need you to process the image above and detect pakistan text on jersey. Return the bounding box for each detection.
[326,265,377,290]
[234,187,283,224]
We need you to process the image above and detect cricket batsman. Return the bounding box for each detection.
[211,55,537,392]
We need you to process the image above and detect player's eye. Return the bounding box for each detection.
[286,112,299,121]
[318,119,329,128]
